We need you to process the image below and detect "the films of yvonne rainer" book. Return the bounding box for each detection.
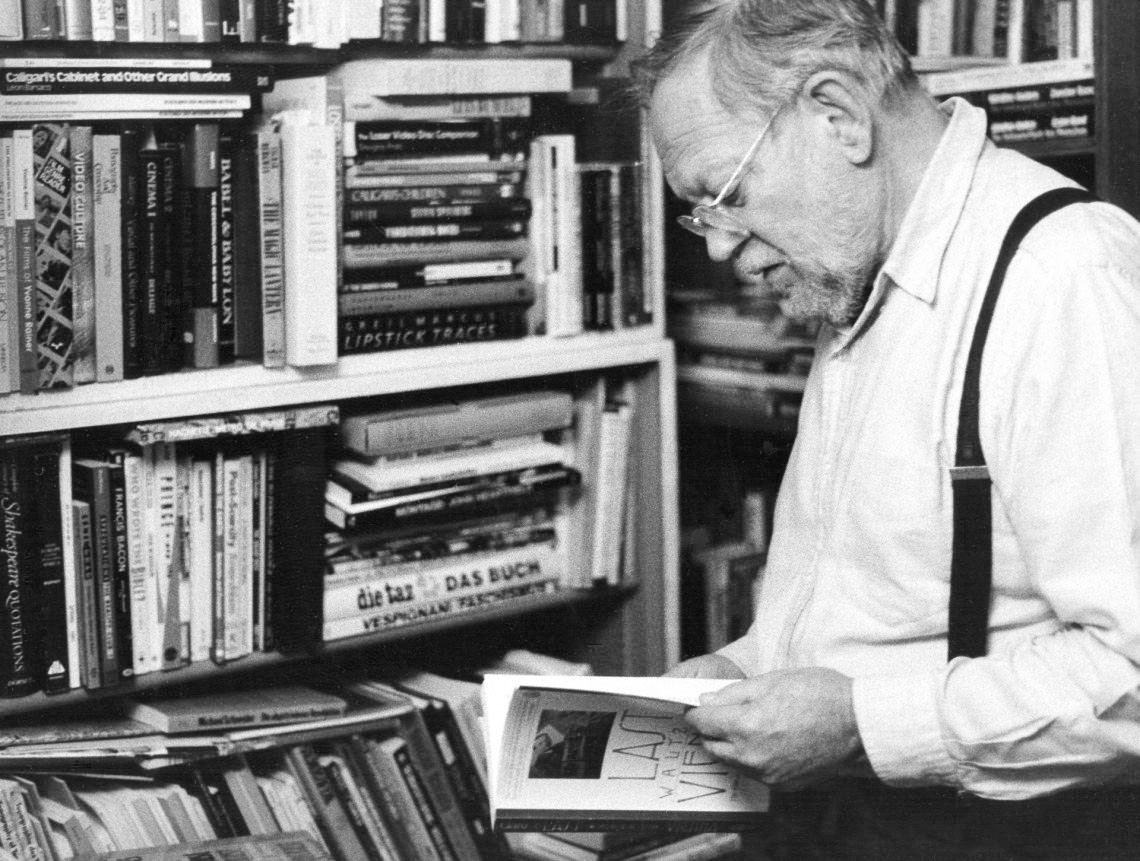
[481,674,770,832]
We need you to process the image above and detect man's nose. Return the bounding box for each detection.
[704,229,749,262]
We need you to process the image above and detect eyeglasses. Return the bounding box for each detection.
[675,109,780,239]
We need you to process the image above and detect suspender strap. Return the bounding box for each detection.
[948,186,1097,661]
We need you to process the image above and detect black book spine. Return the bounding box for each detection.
[350,118,530,160]
[158,145,184,372]
[181,123,221,369]
[219,0,241,41]
[261,451,276,650]
[216,127,237,365]
[344,198,531,225]
[27,443,68,694]
[270,428,329,651]
[391,741,457,860]
[345,182,524,206]
[120,127,143,380]
[257,0,287,41]
[138,146,166,377]
[232,132,263,360]
[72,460,120,689]
[103,451,134,681]
[343,218,527,244]
[338,304,528,355]
[0,450,41,698]
[381,0,420,42]
[71,500,100,691]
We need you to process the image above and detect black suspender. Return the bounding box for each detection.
[947,186,1097,661]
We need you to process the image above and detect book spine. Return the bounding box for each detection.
[189,457,214,663]
[343,237,530,269]
[281,122,338,367]
[138,145,167,377]
[12,129,39,393]
[0,135,16,394]
[284,745,371,861]
[69,126,96,385]
[142,0,165,40]
[158,144,184,372]
[121,447,154,676]
[345,165,525,189]
[232,131,262,361]
[345,197,530,224]
[89,140,123,377]
[111,0,129,40]
[261,451,276,651]
[268,428,328,651]
[221,453,252,661]
[323,542,559,619]
[343,217,528,244]
[33,122,75,389]
[317,754,388,859]
[181,122,220,369]
[323,578,559,640]
[177,0,203,40]
[343,94,532,122]
[26,444,67,694]
[381,0,420,42]
[343,259,517,290]
[120,126,143,379]
[338,280,533,316]
[103,452,135,681]
[345,182,524,207]
[250,450,264,651]
[345,118,530,160]
[0,0,23,38]
[216,126,237,364]
[73,461,120,688]
[70,499,100,690]
[151,441,182,670]
[329,741,403,859]
[254,130,285,368]
[22,0,61,38]
[125,403,338,446]
[56,437,80,690]
[162,0,180,39]
[211,448,226,664]
[389,739,457,860]
[365,737,444,860]
[339,303,528,355]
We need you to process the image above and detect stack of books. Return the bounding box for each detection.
[0,405,337,700]
[2,0,627,45]
[339,112,535,355]
[668,291,815,434]
[322,390,582,641]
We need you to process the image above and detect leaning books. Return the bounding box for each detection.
[482,674,769,832]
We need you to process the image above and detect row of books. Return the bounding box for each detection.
[0,405,336,699]
[882,0,1093,63]
[1,0,625,45]
[668,290,814,436]
[923,55,1093,145]
[0,659,747,859]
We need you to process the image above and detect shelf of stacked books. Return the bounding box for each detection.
[0,359,667,718]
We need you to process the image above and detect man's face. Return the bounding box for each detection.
[649,55,882,326]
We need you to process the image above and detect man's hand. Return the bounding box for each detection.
[684,667,862,790]
[663,653,746,679]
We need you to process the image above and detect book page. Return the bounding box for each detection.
[483,675,769,824]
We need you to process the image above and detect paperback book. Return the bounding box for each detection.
[482,675,769,832]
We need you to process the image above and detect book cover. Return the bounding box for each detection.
[482,675,769,831]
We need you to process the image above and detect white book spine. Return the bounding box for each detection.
[281,122,338,366]
[221,455,253,661]
[237,454,254,657]
[153,441,182,669]
[1075,0,1093,59]
[65,0,93,38]
[333,439,565,495]
[90,0,115,40]
[334,58,573,95]
[484,0,503,42]
[0,93,251,111]
[178,0,204,41]
[92,134,124,382]
[189,458,214,663]
[0,137,14,393]
[176,451,193,664]
[256,131,285,368]
[549,135,583,337]
[356,0,382,39]
[428,0,446,42]
[57,438,80,689]
[0,0,22,38]
[917,0,954,56]
[1006,0,1025,63]
[123,449,155,676]
[128,0,146,40]
[589,404,632,584]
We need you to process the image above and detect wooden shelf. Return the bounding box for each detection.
[1,329,670,434]
[0,585,630,720]
[0,40,617,66]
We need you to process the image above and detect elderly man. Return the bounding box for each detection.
[636,0,1140,855]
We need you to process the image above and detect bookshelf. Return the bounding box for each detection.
[0,4,680,722]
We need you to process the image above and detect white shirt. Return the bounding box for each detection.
[718,99,1140,800]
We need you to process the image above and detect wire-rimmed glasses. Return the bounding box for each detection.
[675,109,780,239]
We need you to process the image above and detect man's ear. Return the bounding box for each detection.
[799,71,874,165]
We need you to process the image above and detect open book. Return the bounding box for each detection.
[482,675,770,832]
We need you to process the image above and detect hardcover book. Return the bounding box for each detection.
[482,675,769,832]
[127,685,348,733]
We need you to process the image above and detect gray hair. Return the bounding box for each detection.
[632,0,917,116]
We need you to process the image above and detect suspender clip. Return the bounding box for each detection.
[950,465,990,482]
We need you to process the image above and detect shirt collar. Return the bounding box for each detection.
[828,98,989,352]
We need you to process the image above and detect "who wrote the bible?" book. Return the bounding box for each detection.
[482,675,769,832]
